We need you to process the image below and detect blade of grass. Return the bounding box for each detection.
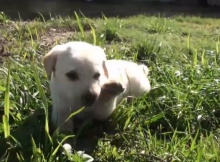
[201,50,206,66]
[27,26,34,48]
[90,24,97,45]
[2,115,10,139]
[31,136,46,162]
[49,134,74,162]
[216,37,219,55]
[193,49,198,67]
[74,11,84,40]
[31,61,52,146]
[16,152,24,162]
[65,107,84,123]
[3,66,10,138]
[187,34,190,51]
[37,12,46,23]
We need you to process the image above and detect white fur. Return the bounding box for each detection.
[91,60,151,120]
[44,42,151,132]
[43,41,108,132]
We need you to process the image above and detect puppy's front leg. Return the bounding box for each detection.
[93,81,124,120]
[51,105,73,133]
[99,81,124,102]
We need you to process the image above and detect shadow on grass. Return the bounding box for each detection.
[0,106,117,161]
[0,108,46,161]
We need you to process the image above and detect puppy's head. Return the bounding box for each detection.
[43,42,109,107]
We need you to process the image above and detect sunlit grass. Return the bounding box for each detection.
[1,11,220,161]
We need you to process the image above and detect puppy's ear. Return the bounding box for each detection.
[103,61,109,78]
[43,50,57,80]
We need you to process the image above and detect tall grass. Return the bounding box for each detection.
[3,66,10,139]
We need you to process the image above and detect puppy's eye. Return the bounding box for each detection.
[93,72,100,80]
[66,70,79,81]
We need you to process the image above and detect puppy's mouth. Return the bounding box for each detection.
[81,92,97,106]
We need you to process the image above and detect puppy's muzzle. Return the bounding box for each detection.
[81,91,97,106]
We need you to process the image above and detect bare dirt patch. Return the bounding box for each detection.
[40,28,74,47]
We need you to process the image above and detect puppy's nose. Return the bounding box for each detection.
[81,92,97,106]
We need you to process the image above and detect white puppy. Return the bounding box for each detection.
[87,60,151,121]
[43,41,110,132]
[43,42,150,132]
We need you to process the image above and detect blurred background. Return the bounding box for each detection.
[0,0,219,20]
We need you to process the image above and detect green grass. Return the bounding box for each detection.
[1,11,220,161]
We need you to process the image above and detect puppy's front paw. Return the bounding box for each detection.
[102,81,124,95]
